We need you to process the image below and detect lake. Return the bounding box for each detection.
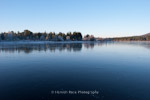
[0,41,150,100]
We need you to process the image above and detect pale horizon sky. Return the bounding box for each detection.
[0,0,150,38]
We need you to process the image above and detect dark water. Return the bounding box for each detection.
[0,42,150,100]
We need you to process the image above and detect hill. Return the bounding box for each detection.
[111,33,150,41]
[142,33,150,37]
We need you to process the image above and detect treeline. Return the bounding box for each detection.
[0,30,82,41]
[112,36,150,41]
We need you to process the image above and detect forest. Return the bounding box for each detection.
[0,30,82,41]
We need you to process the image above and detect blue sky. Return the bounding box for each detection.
[0,0,150,37]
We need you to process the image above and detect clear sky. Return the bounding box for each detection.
[0,0,150,37]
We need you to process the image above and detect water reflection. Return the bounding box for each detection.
[106,41,150,50]
[84,43,95,49]
[0,43,85,53]
[1,41,150,53]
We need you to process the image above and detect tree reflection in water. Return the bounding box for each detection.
[0,43,97,54]
[1,41,150,54]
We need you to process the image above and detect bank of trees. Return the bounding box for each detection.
[0,30,83,41]
[112,36,150,41]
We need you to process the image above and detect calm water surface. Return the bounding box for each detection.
[0,42,150,100]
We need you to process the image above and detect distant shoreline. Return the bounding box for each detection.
[0,40,104,45]
[0,40,150,45]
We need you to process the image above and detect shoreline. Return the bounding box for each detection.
[0,41,103,45]
[0,40,150,45]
